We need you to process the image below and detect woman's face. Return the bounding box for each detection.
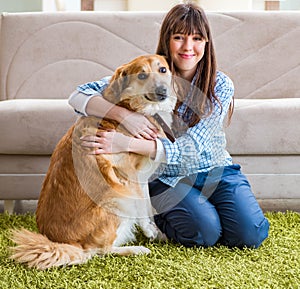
[169,33,206,81]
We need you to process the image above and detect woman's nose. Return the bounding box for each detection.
[182,38,193,51]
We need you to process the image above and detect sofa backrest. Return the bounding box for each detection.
[0,11,299,101]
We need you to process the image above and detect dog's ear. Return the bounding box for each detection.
[104,64,129,104]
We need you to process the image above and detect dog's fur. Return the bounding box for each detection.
[10,55,176,270]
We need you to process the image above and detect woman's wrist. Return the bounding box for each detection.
[111,105,130,123]
[128,138,157,159]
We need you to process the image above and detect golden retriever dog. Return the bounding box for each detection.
[10,55,176,270]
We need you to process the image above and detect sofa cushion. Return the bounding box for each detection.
[0,99,77,154]
[1,98,299,156]
[225,98,300,155]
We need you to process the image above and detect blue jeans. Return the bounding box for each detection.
[149,164,269,248]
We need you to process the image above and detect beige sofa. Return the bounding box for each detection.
[0,11,299,213]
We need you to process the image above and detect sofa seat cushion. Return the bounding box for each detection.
[1,98,299,156]
[225,98,300,155]
[0,99,78,154]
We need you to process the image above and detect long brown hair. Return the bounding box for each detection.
[156,2,233,127]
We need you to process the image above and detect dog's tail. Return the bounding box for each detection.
[10,228,97,270]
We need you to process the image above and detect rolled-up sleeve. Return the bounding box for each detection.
[68,76,111,115]
[154,139,167,163]
[68,91,100,116]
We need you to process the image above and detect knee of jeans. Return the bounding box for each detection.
[176,218,221,248]
[242,217,270,248]
[203,226,222,247]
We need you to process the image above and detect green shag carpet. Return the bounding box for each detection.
[0,211,299,289]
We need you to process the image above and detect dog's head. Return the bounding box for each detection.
[103,55,176,115]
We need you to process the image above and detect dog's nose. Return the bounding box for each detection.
[155,86,167,101]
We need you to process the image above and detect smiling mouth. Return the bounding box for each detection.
[180,54,194,58]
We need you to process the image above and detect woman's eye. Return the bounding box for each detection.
[159,67,167,73]
[138,73,148,80]
[173,35,183,40]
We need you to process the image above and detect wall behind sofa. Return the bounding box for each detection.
[0,0,42,12]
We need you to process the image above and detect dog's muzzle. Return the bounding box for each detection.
[144,85,168,102]
[155,85,168,101]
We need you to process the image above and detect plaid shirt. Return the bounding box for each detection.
[76,71,234,187]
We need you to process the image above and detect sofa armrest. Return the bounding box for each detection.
[0,99,78,154]
[225,98,300,155]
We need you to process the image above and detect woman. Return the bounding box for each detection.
[69,2,269,248]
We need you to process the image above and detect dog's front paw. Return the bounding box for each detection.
[111,245,151,256]
[138,219,160,241]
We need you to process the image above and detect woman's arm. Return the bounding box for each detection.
[68,77,111,116]
[79,72,233,171]
[85,95,130,123]
[81,130,158,159]
[69,90,126,121]
[68,78,158,139]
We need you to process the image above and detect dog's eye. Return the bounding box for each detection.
[159,67,167,73]
[138,73,148,80]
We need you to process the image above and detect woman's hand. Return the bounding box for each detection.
[80,128,157,158]
[81,130,130,155]
[119,111,159,140]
